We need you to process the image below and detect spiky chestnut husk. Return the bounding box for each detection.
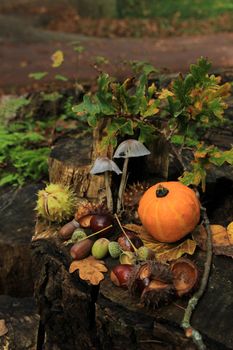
[75,200,109,227]
[140,280,174,309]
[127,261,173,298]
[36,183,76,223]
[123,182,150,208]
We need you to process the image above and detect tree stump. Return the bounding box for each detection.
[31,125,233,350]
[31,224,233,350]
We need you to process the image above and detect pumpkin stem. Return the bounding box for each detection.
[156,185,169,198]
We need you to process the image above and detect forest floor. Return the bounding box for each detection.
[0,12,233,94]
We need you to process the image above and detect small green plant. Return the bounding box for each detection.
[0,123,50,186]
[73,57,233,192]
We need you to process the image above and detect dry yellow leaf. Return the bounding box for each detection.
[227,222,233,245]
[69,256,108,285]
[0,319,8,337]
[193,224,233,258]
[51,50,64,68]
[124,224,196,263]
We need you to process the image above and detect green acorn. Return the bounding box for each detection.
[36,183,76,222]
[108,241,122,259]
[65,229,87,245]
[72,229,87,242]
[92,238,110,259]
[137,246,155,261]
[119,251,136,265]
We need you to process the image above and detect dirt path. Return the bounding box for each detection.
[1,31,233,92]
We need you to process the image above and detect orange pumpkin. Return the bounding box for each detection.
[138,182,200,243]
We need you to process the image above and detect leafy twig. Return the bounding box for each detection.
[181,206,213,350]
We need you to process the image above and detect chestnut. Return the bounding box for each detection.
[90,214,113,236]
[110,264,134,287]
[117,231,143,252]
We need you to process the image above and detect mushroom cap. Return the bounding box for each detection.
[90,157,122,175]
[113,139,151,159]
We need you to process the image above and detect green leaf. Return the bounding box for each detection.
[138,123,156,144]
[54,74,69,82]
[73,46,85,53]
[179,164,207,192]
[0,173,20,186]
[120,120,134,136]
[40,91,63,102]
[209,148,233,166]
[141,99,160,118]
[189,57,211,83]
[87,115,97,127]
[28,72,48,80]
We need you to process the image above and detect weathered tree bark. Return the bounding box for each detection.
[0,183,43,297]
[31,223,233,350]
[0,295,39,350]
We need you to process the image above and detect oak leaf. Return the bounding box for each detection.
[69,256,108,285]
[124,224,196,263]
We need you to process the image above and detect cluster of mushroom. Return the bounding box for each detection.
[90,139,150,213]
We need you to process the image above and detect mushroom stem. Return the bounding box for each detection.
[104,171,113,212]
[117,157,129,213]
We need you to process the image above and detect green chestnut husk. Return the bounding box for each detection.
[36,183,76,222]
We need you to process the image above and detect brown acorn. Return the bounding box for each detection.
[58,219,80,240]
[117,231,143,252]
[170,258,199,297]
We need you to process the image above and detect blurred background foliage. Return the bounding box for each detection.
[1,0,233,38]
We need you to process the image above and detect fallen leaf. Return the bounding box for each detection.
[193,224,233,258]
[125,224,196,263]
[69,256,108,285]
[227,222,233,244]
[0,319,8,337]
[51,50,64,68]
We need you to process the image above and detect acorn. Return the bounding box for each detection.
[70,239,94,260]
[64,229,87,245]
[119,251,136,265]
[117,231,143,252]
[137,246,155,261]
[58,219,80,240]
[170,258,199,297]
[91,238,110,259]
[110,264,134,287]
[108,241,122,259]
[36,183,76,223]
